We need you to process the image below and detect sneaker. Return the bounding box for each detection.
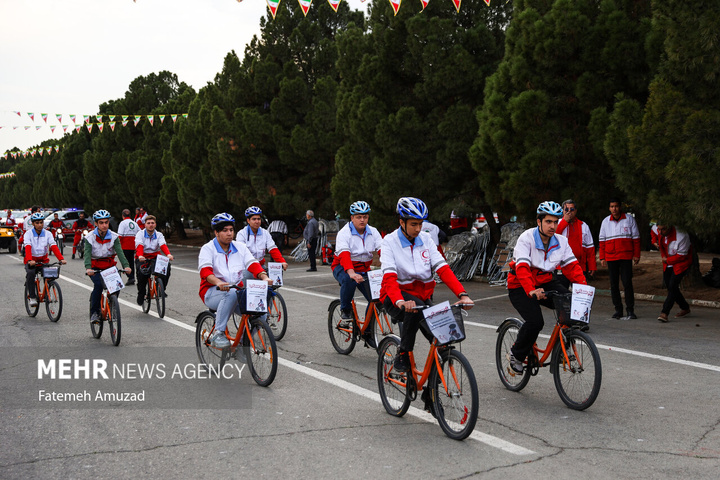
[71,253,75,259]
[508,353,524,374]
[209,330,230,348]
[90,312,101,324]
[674,309,690,318]
[233,347,247,363]
[627,310,637,320]
[340,309,353,320]
[362,331,377,349]
[28,297,38,307]
[393,351,410,373]
[657,313,669,323]
[126,278,135,286]
[306,268,317,272]
[611,310,623,319]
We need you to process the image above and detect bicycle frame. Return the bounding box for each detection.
[387,341,453,399]
[99,289,115,320]
[530,323,581,369]
[338,299,391,336]
[31,263,59,302]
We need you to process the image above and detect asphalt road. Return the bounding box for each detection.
[1,246,719,479]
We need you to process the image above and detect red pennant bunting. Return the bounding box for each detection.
[109,121,116,132]
[171,114,178,123]
[147,115,154,126]
[134,116,142,127]
[36,126,42,130]
[75,126,82,133]
[14,111,21,117]
[484,0,490,5]
[420,0,428,9]
[328,0,341,12]
[28,112,35,121]
[450,0,460,12]
[62,125,68,132]
[298,0,312,15]
[70,114,77,124]
[158,115,165,124]
[41,113,48,123]
[50,125,56,133]
[266,0,281,18]
[389,0,401,15]
[98,123,104,133]
[56,114,62,123]
[86,124,93,133]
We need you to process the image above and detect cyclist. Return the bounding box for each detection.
[85,210,131,324]
[198,213,272,348]
[236,206,288,285]
[23,212,66,307]
[5,209,16,227]
[48,212,64,232]
[135,215,174,305]
[380,197,474,373]
[117,209,139,285]
[506,201,587,373]
[331,201,381,344]
[71,211,91,259]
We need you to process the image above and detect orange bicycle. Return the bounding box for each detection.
[24,262,63,322]
[88,268,126,346]
[328,297,395,354]
[195,285,278,386]
[377,305,478,440]
[266,285,287,340]
[495,291,602,410]
[138,260,166,318]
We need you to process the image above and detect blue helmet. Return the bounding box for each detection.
[349,201,371,215]
[30,212,45,221]
[397,197,428,220]
[211,212,235,230]
[536,201,563,217]
[245,206,262,218]
[93,209,111,221]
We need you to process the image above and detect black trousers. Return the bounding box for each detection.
[123,249,135,281]
[25,264,39,298]
[307,237,318,270]
[607,259,634,312]
[383,293,434,353]
[662,267,689,314]
[508,279,568,362]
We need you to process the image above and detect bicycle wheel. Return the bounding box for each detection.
[195,312,225,375]
[45,281,63,322]
[142,278,152,314]
[155,278,165,318]
[551,329,602,410]
[24,281,40,317]
[244,318,278,387]
[371,303,394,351]
[430,349,479,440]
[377,336,411,417]
[58,239,64,256]
[267,291,288,341]
[328,300,356,355]
[495,318,532,392]
[90,298,103,339]
[108,294,122,346]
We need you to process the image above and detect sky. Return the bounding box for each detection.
[0,0,368,158]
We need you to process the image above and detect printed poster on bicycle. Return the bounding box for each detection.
[570,284,595,323]
[245,279,268,312]
[154,255,169,275]
[100,267,124,294]
[367,269,383,300]
[268,262,283,287]
[423,301,465,344]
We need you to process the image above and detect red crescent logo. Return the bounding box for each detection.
[421,250,429,259]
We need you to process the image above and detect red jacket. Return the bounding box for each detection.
[556,218,596,272]
[659,227,692,275]
[599,213,641,262]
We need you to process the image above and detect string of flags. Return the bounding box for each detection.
[0,172,16,179]
[2,145,62,160]
[1,112,189,131]
[267,0,492,19]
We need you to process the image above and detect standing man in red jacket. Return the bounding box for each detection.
[556,199,596,283]
[599,198,641,319]
[656,225,692,322]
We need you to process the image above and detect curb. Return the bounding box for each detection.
[472,276,720,309]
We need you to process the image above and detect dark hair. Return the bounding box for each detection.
[145,215,156,223]
[122,209,131,218]
[31,205,41,213]
[609,197,621,206]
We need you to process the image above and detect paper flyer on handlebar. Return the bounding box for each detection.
[367,269,383,300]
[570,284,595,322]
[245,279,268,312]
[100,268,124,294]
[268,262,283,287]
[154,255,169,275]
[423,301,464,344]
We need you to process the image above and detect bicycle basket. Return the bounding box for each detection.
[433,309,466,346]
[42,267,60,279]
[552,293,585,326]
[139,261,154,276]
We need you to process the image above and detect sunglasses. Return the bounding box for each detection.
[564,207,575,212]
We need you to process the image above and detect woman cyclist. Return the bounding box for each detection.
[379,197,474,373]
[506,201,587,373]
